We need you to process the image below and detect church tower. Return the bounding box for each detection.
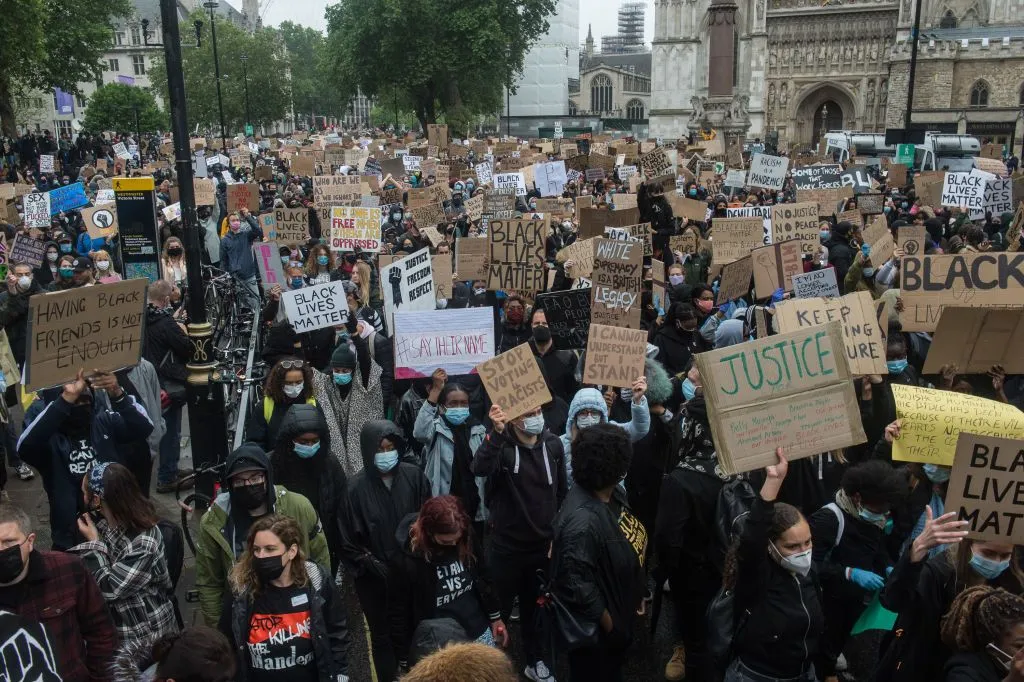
[584,24,595,58]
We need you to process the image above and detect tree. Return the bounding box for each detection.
[324,0,556,132]
[0,0,133,137]
[82,82,165,133]
[148,10,291,136]
[276,21,345,123]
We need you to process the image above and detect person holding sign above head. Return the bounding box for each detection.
[219,210,264,311]
[940,586,1024,682]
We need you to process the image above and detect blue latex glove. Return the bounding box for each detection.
[771,287,785,303]
[719,300,737,319]
[848,567,885,591]
[712,280,720,295]
[885,566,894,577]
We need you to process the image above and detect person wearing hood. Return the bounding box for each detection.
[18,369,154,550]
[653,302,709,375]
[271,404,349,576]
[714,317,747,349]
[560,382,650,485]
[34,240,61,287]
[247,357,318,452]
[341,419,431,682]
[826,221,857,285]
[387,496,507,668]
[495,295,531,354]
[195,443,330,627]
[472,403,567,682]
[529,307,580,404]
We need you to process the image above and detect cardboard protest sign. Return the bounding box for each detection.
[638,147,675,178]
[897,225,926,257]
[393,307,493,379]
[193,178,216,206]
[431,254,453,300]
[941,171,985,211]
[161,202,182,222]
[591,238,643,329]
[23,193,51,228]
[582,323,647,388]
[977,177,1013,220]
[272,208,309,246]
[774,290,888,375]
[670,231,701,257]
[791,165,843,189]
[791,268,840,299]
[915,174,944,208]
[710,217,764,264]
[578,206,640,240]
[535,288,592,350]
[772,201,820,254]
[671,196,709,224]
[329,207,380,252]
[24,279,147,392]
[857,193,885,216]
[314,175,361,207]
[751,240,803,299]
[455,237,490,282]
[281,280,348,332]
[696,321,865,473]
[555,237,596,278]
[716,256,753,304]
[290,155,315,177]
[921,307,1024,375]
[945,433,1024,545]
[477,343,551,421]
[747,153,788,190]
[863,215,894,265]
[381,248,435,333]
[725,206,772,244]
[487,219,548,292]
[796,187,854,217]
[253,242,289,293]
[48,183,89,214]
[888,164,908,187]
[10,236,46,269]
[226,183,259,212]
[899,253,1024,332]
[604,223,653,257]
[427,124,449,149]
[494,172,527,197]
[891,384,1024,465]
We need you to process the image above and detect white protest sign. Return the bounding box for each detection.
[553,122,563,139]
[39,155,55,173]
[113,142,131,160]
[329,206,381,252]
[495,172,527,197]
[791,268,841,299]
[161,202,182,222]
[281,280,348,332]
[23,193,51,228]
[726,205,773,245]
[381,248,435,333]
[475,163,493,185]
[725,169,747,188]
[95,189,115,204]
[941,171,985,211]
[747,153,789,190]
[973,177,1013,220]
[393,308,495,379]
[403,155,422,171]
[534,161,567,197]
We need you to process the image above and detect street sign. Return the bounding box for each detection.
[245,124,254,136]
[896,144,915,166]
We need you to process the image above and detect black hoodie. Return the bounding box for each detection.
[341,420,431,579]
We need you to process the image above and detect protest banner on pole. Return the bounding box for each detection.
[47,183,89,214]
[773,290,888,375]
[253,242,288,293]
[281,280,348,332]
[329,207,381,252]
[487,219,548,292]
[24,279,147,392]
[944,433,1024,545]
[791,268,840,299]
[710,217,765,264]
[716,256,753,304]
[751,240,803,299]
[81,206,118,239]
[381,248,435,333]
[272,208,310,246]
[890,384,1024,465]
[23,193,51,228]
[695,321,866,474]
[535,288,592,350]
[455,238,490,282]
[921,307,1024,375]
[747,153,789,190]
[772,201,821,254]
[393,308,494,379]
[591,238,643,329]
[477,343,552,421]
[582,323,647,388]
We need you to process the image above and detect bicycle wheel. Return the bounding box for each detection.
[178,492,212,555]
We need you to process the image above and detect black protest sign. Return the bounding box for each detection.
[791,165,843,189]
[841,165,873,195]
[535,288,592,350]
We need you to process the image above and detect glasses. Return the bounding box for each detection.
[232,473,266,487]
[278,360,306,370]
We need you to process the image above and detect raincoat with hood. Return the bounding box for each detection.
[195,444,330,627]
[560,388,650,484]
[413,401,488,522]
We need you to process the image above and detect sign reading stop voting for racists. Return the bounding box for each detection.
[476,343,552,422]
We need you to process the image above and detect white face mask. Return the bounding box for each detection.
[520,414,545,435]
[17,275,32,289]
[95,260,110,270]
[576,413,601,429]
[283,383,304,399]
[772,542,812,576]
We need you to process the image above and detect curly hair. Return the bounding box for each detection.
[409,495,475,566]
[940,585,1024,652]
[840,459,907,508]
[722,501,805,590]
[264,356,314,404]
[304,243,334,278]
[571,422,632,493]
[230,514,309,597]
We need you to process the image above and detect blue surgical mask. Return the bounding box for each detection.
[884,206,892,213]
[59,267,74,278]
[862,267,875,278]
[280,255,290,264]
[820,229,830,240]
[60,243,72,253]
[970,551,1010,580]
[922,463,950,483]
[688,188,698,197]
[859,507,889,527]
[887,358,908,374]
[374,450,399,473]
[317,255,329,266]
[333,371,352,386]
[682,378,697,401]
[293,441,321,458]
[290,277,304,289]
[444,407,470,425]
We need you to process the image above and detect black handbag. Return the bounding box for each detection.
[541,585,599,651]
[159,351,188,407]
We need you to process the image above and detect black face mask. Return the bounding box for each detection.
[0,543,25,583]
[254,554,286,583]
[167,248,184,257]
[532,325,552,343]
[65,403,92,434]
[231,483,267,511]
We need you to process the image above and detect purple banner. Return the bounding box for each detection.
[54,88,74,116]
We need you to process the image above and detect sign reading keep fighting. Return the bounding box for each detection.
[25,279,148,392]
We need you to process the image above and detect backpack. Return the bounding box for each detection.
[713,476,757,560]
[157,519,185,629]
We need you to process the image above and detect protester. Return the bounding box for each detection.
[402,642,519,682]
[219,209,263,308]
[91,248,122,283]
[161,237,187,285]
[940,586,1024,681]
[248,357,318,451]
[560,382,649,485]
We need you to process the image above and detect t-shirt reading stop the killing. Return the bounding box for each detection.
[246,585,317,682]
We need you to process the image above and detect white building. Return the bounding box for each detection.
[504,0,580,118]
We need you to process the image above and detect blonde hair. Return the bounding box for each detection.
[352,261,371,304]
[230,515,309,597]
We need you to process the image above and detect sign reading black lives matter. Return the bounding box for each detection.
[24,279,148,392]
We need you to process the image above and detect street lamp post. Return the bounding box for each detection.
[240,54,252,137]
[203,0,228,152]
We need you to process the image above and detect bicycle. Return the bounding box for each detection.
[175,460,228,555]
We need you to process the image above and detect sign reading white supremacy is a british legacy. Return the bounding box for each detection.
[393,308,495,379]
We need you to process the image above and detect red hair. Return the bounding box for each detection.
[409,495,474,566]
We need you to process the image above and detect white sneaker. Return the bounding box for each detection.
[525,661,555,682]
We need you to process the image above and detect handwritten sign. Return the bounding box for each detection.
[487,219,548,292]
[48,183,89,214]
[710,217,764,264]
[10,236,46,268]
[581,323,647,388]
[791,268,840,299]
[945,433,1024,545]
[329,206,380,252]
[281,280,348,332]
[272,208,309,246]
[393,308,494,379]
[747,153,788,190]
[253,242,288,293]
[772,201,820,254]
[717,256,753,304]
[194,178,216,206]
[23,193,51,228]
[941,171,985,211]
[226,183,259,212]
[535,288,592,350]
[455,237,490,282]
[381,248,435,333]
[638,147,674,178]
[314,174,361,207]
[591,238,643,328]
[477,343,552,421]
[751,240,803,299]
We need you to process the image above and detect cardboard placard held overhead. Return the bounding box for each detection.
[535,288,592,350]
[716,256,753,304]
[591,238,643,329]
[887,164,908,187]
[226,183,259,212]
[751,240,803,299]
[890,384,1024,465]
[604,223,653,257]
[710,217,764,265]
[253,242,289,293]
[194,178,216,206]
[863,215,894,266]
[771,201,820,254]
[272,208,310,246]
[899,253,1024,332]
[81,205,118,239]
[746,153,789,190]
[381,248,436,334]
[487,219,548,292]
[10,236,47,269]
[24,279,148,393]
[555,237,597,278]
[921,308,1024,375]
[945,433,1024,546]
[477,343,552,421]
[329,207,381,252]
[695,321,866,474]
[582,323,648,388]
[791,268,840,299]
[670,196,709,224]
[773,290,888,375]
[897,225,926,257]
[281,280,348,332]
[578,206,640,239]
[393,307,494,379]
[455,237,490,282]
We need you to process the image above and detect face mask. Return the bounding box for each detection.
[333,371,352,386]
[293,441,321,458]
[820,230,830,240]
[669,274,685,286]
[922,463,950,483]
[60,244,72,253]
[231,483,267,511]
[520,414,546,435]
[970,551,1011,580]
[901,202,909,209]
[859,507,889,527]
[473,287,487,296]
[688,188,697,197]
[59,267,74,279]
[773,543,813,576]
[95,260,110,271]
[532,325,552,343]
[283,382,304,399]
[317,255,329,266]
[682,378,697,401]
[280,255,290,264]
[47,252,59,262]
[619,388,634,403]
[883,206,892,214]
[392,213,402,222]
[862,267,875,278]
[229,222,241,232]
[290,277,304,290]
[696,299,714,314]
[506,308,524,325]
[529,202,537,210]
[445,407,470,425]
[577,413,601,429]
[0,543,26,584]
[254,554,287,582]
[17,276,32,289]
[168,248,183,257]
[374,450,399,473]
[887,359,908,374]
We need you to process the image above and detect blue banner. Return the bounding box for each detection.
[48,182,89,215]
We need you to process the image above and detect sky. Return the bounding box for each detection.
[257,0,656,47]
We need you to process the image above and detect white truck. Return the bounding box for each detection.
[823,132,895,167]
[914,133,982,172]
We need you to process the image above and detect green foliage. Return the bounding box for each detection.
[324,0,557,131]
[148,10,292,135]
[276,21,345,121]
[0,0,132,136]
[82,83,165,133]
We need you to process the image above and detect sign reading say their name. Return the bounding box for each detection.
[393,308,494,379]
[746,153,789,190]
[24,279,147,392]
[281,280,348,332]
[329,206,380,252]
[695,321,866,474]
[945,433,1024,545]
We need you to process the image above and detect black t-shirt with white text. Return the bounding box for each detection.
[432,550,489,639]
[246,584,317,682]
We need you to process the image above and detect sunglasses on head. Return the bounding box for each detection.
[278,360,306,370]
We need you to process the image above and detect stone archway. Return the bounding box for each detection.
[792,83,858,147]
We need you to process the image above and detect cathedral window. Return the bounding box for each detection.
[969,81,989,107]
[591,74,613,114]
[939,10,957,28]
[626,99,645,120]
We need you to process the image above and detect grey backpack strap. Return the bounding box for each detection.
[825,502,845,547]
